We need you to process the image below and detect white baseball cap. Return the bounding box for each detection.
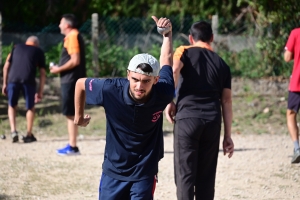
[127,53,160,76]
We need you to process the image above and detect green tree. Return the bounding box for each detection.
[235,0,300,76]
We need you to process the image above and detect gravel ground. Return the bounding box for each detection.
[0,132,299,200]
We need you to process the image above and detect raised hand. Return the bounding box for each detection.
[151,16,172,35]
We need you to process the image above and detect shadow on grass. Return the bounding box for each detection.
[163,130,173,136]
[165,148,266,154]
[36,137,106,143]
[218,148,266,153]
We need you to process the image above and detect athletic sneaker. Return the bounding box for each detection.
[56,144,80,156]
[22,134,37,143]
[291,148,300,164]
[1,134,6,140]
[11,131,19,143]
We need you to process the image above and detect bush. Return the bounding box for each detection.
[218,47,292,78]
[2,37,293,79]
[85,41,140,77]
[1,43,14,66]
[44,43,63,77]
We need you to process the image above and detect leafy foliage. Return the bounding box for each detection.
[86,41,140,77]
[1,44,14,65]
[1,31,294,79]
[1,0,300,78]
[232,0,300,77]
[0,0,244,28]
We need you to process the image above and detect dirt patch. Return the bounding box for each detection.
[0,132,299,199]
[0,78,298,199]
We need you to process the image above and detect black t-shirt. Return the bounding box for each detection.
[59,29,86,84]
[174,46,231,122]
[7,44,45,85]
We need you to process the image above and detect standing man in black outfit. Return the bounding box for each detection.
[165,21,234,200]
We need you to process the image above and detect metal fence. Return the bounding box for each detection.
[2,15,195,51]
[2,14,290,53]
[1,13,299,77]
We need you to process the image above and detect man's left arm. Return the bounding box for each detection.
[58,53,80,72]
[50,53,80,74]
[221,88,234,158]
[35,51,47,102]
[35,68,46,103]
[173,59,183,89]
[164,58,182,124]
[50,33,81,74]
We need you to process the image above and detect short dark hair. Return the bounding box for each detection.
[189,21,213,43]
[62,14,78,28]
[137,63,153,73]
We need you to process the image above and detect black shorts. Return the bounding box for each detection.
[61,81,76,116]
[287,91,300,113]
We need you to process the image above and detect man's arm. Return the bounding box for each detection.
[173,59,183,88]
[58,53,80,71]
[35,68,46,102]
[151,16,172,67]
[284,50,293,62]
[74,78,90,127]
[50,53,80,74]
[221,88,234,158]
[164,58,182,124]
[2,55,11,96]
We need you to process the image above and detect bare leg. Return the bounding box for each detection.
[287,109,299,142]
[8,105,17,132]
[26,107,35,136]
[66,115,78,147]
[287,109,300,163]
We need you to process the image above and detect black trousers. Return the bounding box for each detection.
[174,118,221,200]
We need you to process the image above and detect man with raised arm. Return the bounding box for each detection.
[73,16,174,199]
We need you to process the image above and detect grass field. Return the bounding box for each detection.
[0,90,295,200]
[0,92,289,139]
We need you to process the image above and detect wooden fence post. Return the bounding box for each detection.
[211,15,219,51]
[0,12,2,67]
[92,13,99,76]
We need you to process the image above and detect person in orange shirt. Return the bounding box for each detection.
[165,21,234,200]
[1,36,46,143]
[50,14,86,155]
